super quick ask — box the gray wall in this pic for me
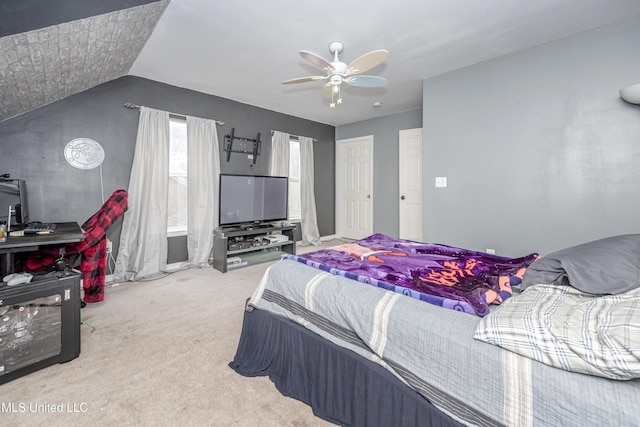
[336,109,423,236]
[422,15,640,257]
[0,76,335,264]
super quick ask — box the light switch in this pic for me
[435,177,447,188]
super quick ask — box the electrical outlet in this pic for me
[486,248,496,254]
[106,239,113,254]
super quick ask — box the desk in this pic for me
[0,222,84,277]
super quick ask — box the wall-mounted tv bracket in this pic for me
[224,128,261,165]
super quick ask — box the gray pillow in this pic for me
[521,234,640,295]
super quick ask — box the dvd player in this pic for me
[265,234,289,244]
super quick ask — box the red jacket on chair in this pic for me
[24,189,128,303]
[75,189,128,302]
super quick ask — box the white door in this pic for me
[399,128,423,241]
[336,136,373,240]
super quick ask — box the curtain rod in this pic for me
[270,130,317,142]
[124,103,225,126]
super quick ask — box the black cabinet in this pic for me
[212,224,296,273]
[0,272,81,384]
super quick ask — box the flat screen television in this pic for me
[0,179,29,227]
[219,174,288,227]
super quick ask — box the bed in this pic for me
[229,233,640,426]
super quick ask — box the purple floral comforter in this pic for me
[284,233,539,316]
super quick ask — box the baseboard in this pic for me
[295,234,339,245]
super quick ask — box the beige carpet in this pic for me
[1,243,341,426]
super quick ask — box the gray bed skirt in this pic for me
[229,306,463,427]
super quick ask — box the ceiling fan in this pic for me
[282,41,388,108]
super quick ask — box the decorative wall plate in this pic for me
[64,138,105,170]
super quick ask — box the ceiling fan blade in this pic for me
[299,50,335,72]
[282,75,328,85]
[346,49,388,75]
[344,75,388,88]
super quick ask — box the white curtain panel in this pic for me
[186,116,219,267]
[115,107,170,281]
[270,131,290,176]
[299,137,321,246]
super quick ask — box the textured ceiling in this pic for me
[2,0,640,125]
[0,0,162,38]
[0,1,168,122]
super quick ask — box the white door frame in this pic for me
[335,135,374,239]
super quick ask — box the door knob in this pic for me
[367,194,371,198]
[401,195,406,200]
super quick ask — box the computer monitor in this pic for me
[0,179,29,227]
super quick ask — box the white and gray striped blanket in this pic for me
[248,259,640,427]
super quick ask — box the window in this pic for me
[288,139,301,221]
[168,119,188,235]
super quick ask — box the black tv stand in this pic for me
[238,223,255,230]
[212,224,296,273]
[242,222,275,229]
[219,223,271,233]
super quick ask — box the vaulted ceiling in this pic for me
[2,0,640,126]
[0,0,168,122]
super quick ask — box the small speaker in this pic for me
[15,204,23,223]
